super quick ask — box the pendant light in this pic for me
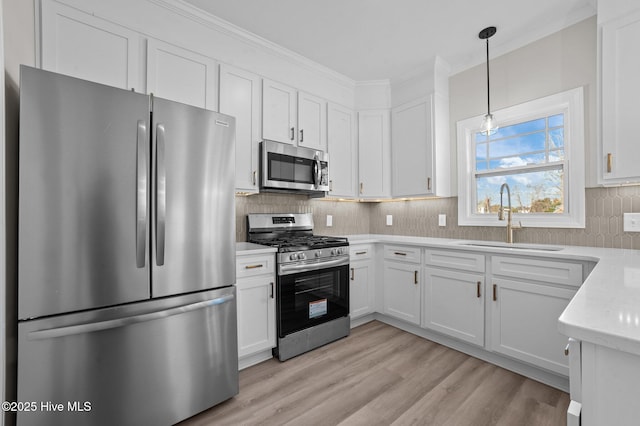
[479,26,498,135]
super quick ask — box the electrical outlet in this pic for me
[326,215,333,227]
[386,215,393,226]
[438,214,446,227]
[623,213,640,232]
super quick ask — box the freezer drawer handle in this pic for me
[156,123,167,266]
[27,294,235,340]
[136,120,148,268]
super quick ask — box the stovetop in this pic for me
[249,234,349,252]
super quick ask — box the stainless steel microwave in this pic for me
[260,140,329,196]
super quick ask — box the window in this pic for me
[457,88,585,228]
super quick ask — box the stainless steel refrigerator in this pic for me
[17,66,238,426]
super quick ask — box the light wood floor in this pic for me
[179,320,569,426]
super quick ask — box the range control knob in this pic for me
[289,253,298,261]
[337,248,344,255]
[315,250,322,258]
[298,252,306,260]
[331,248,337,256]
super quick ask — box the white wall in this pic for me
[449,16,597,191]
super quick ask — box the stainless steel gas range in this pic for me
[247,213,350,361]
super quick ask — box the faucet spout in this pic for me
[498,183,522,243]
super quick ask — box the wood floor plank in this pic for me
[178,321,569,426]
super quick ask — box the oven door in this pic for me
[277,261,349,337]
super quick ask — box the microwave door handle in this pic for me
[313,156,321,189]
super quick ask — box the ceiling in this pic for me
[182,0,596,83]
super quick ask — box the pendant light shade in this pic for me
[479,26,498,136]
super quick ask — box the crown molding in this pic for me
[148,0,356,89]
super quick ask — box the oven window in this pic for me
[278,265,349,337]
[268,153,314,184]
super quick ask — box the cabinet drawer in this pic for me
[236,254,275,278]
[424,249,485,273]
[350,244,373,260]
[384,245,421,263]
[492,256,583,287]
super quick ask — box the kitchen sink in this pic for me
[455,241,564,251]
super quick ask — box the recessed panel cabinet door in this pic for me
[147,38,218,110]
[600,10,640,184]
[262,79,297,144]
[327,103,357,198]
[383,261,421,325]
[220,64,261,193]
[41,0,141,90]
[298,91,327,151]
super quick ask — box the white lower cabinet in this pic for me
[423,267,484,346]
[236,253,276,368]
[349,245,374,319]
[489,278,576,376]
[383,246,421,325]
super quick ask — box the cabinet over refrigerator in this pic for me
[17,66,238,425]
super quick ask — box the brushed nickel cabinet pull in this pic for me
[607,153,613,173]
[329,180,333,191]
[564,343,570,356]
[290,127,295,141]
[355,251,367,255]
[245,264,264,269]
[394,252,407,256]
[270,282,274,299]
[252,170,257,186]
[414,271,418,285]
[360,182,364,194]
[300,129,304,142]
[427,177,432,191]
[350,268,355,280]
[493,284,497,301]
[477,281,481,298]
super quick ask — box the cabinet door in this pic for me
[383,261,421,325]
[490,278,576,375]
[600,9,640,184]
[146,39,217,110]
[41,0,141,90]
[236,276,276,358]
[350,260,373,319]
[298,92,327,151]
[358,110,391,199]
[423,268,484,346]
[262,79,297,144]
[392,97,434,197]
[220,64,261,193]
[327,103,357,198]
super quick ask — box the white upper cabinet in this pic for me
[219,64,261,193]
[392,97,434,197]
[327,103,357,198]
[298,92,327,151]
[40,0,141,90]
[599,7,640,184]
[358,109,391,199]
[146,39,218,110]
[262,79,327,150]
[262,79,298,145]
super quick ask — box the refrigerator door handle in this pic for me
[136,120,148,268]
[27,293,235,340]
[156,123,167,266]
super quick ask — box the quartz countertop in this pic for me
[343,234,640,356]
[235,242,277,256]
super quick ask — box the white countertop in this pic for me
[235,242,277,256]
[344,234,640,356]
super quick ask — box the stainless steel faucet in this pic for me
[498,183,522,243]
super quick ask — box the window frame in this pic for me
[456,87,585,228]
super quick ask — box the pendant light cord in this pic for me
[486,38,490,115]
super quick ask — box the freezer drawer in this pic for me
[17,286,238,426]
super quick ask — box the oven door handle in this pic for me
[279,257,350,275]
